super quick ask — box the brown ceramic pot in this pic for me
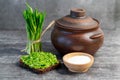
[51,8,104,56]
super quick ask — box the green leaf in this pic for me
[26,2,33,13]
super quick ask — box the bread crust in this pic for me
[19,59,60,74]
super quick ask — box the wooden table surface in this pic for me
[0,29,120,80]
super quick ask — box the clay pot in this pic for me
[51,8,104,56]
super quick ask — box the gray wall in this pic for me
[0,0,119,30]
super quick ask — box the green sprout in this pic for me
[23,3,46,54]
[20,52,59,69]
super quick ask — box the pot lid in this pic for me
[56,8,99,30]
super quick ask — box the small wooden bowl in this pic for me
[63,52,94,73]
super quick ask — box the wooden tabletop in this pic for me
[0,29,120,80]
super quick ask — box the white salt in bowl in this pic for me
[63,52,94,73]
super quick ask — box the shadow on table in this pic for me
[55,62,83,75]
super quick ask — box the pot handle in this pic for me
[90,33,103,39]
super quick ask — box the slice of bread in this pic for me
[19,59,60,74]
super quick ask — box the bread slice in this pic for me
[19,59,60,74]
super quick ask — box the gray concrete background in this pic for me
[0,0,119,30]
[0,0,120,42]
[0,0,120,80]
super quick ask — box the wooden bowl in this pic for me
[63,52,94,73]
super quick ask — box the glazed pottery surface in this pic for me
[51,8,104,56]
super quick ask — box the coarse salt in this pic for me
[67,56,91,64]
